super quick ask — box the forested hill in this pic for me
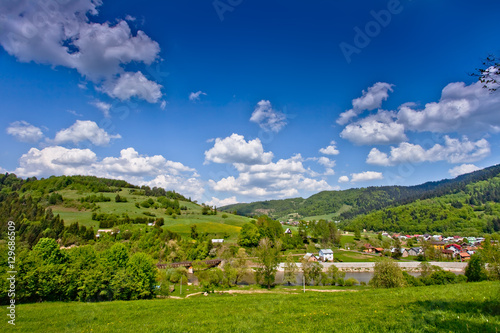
[221,164,500,221]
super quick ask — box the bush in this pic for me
[336,278,345,286]
[345,278,358,286]
[370,259,405,288]
[403,271,423,287]
[465,254,488,282]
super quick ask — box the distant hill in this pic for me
[0,174,251,246]
[221,164,500,230]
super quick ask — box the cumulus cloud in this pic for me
[337,82,394,125]
[448,164,480,178]
[0,0,162,103]
[250,100,287,132]
[208,153,334,199]
[205,196,239,207]
[91,100,112,118]
[350,171,383,183]
[52,120,121,146]
[340,111,407,145]
[338,175,349,183]
[15,146,97,178]
[397,81,500,133]
[319,141,340,155]
[13,145,204,200]
[366,136,490,166]
[6,121,44,143]
[189,91,207,101]
[204,134,274,165]
[316,157,336,168]
[103,71,162,103]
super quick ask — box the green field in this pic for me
[48,189,251,240]
[10,282,499,332]
[302,204,352,222]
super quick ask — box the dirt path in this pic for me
[177,288,357,298]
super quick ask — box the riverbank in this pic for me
[277,261,467,273]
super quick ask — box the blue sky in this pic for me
[1,0,500,206]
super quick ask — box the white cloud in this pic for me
[250,100,287,132]
[324,168,335,176]
[204,134,274,165]
[397,81,500,133]
[366,148,391,166]
[6,121,44,143]
[67,110,83,117]
[160,100,167,110]
[189,91,207,101]
[337,82,394,125]
[13,145,204,201]
[319,141,340,155]
[338,175,349,183]
[205,196,239,207]
[351,171,383,183]
[143,175,203,201]
[316,157,336,168]
[448,164,480,178]
[366,136,490,166]
[340,111,407,145]
[52,120,121,146]
[99,147,194,177]
[209,153,334,199]
[0,1,163,103]
[91,100,112,118]
[15,146,97,178]
[103,71,162,103]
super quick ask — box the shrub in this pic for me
[465,254,488,282]
[370,259,405,288]
[345,278,358,286]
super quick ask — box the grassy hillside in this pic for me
[222,164,500,234]
[347,173,500,235]
[12,282,500,332]
[0,174,251,242]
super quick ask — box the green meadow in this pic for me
[10,282,500,333]
[48,188,251,240]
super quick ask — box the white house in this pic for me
[319,249,334,262]
[211,239,224,244]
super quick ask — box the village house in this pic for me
[319,249,334,262]
[390,247,409,258]
[363,243,376,253]
[96,229,119,238]
[303,253,319,262]
[284,228,292,237]
[211,239,224,244]
[459,252,471,261]
[430,241,446,250]
[408,247,423,256]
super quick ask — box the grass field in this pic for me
[301,204,352,222]
[48,189,251,240]
[10,282,499,332]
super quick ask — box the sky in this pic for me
[1,0,500,206]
